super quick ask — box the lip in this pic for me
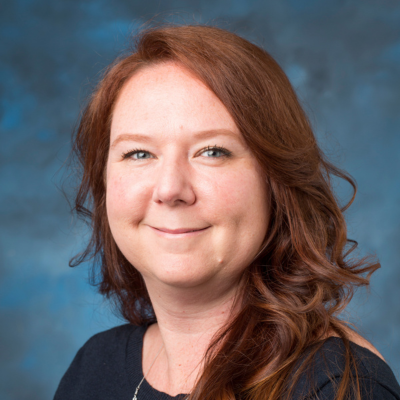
[150,226,210,235]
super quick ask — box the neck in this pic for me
[142,280,242,396]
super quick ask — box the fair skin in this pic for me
[106,62,383,396]
[107,62,269,395]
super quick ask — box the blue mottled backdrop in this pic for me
[1,1,399,399]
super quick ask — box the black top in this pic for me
[54,324,400,400]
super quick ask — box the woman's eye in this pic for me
[200,146,232,158]
[122,146,231,160]
[123,149,153,160]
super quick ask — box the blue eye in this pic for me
[122,146,232,160]
[200,146,232,158]
[133,151,151,159]
[122,149,153,160]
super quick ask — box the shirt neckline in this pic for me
[125,325,396,399]
[126,324,187,400]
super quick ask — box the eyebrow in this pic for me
[110,129,243,149]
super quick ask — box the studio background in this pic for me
[1,1,399,399]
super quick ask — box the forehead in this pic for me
[110,62,240,142]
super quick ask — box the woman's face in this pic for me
[107,62,269,293]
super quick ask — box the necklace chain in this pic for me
[133,344,164,400]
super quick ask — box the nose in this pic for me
[152,156,196,206]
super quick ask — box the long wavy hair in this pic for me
[70,24,379,400]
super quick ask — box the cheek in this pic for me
[106,168,150,225]
[203,166,269,271]
[205,166,268,228]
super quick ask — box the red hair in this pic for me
[70,25,379,400]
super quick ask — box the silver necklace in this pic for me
[133,344,164,400]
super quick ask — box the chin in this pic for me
[139,255,225,290]
[156,275,211,289]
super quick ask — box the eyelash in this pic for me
[121,145,232,160]
[122,148,152,160]
[200,145,232,158]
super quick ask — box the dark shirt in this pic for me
[54,324,400,400]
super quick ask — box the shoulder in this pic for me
[330,330,385,361]
[80,323,139,352]
[69,323,146,368]
[293,336,400,399]
[54,324,145,400]
[69,323,139,366]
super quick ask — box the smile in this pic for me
[150,226,210,236]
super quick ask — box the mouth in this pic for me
[150,226,210,235]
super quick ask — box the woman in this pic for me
[54,25,400,399]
